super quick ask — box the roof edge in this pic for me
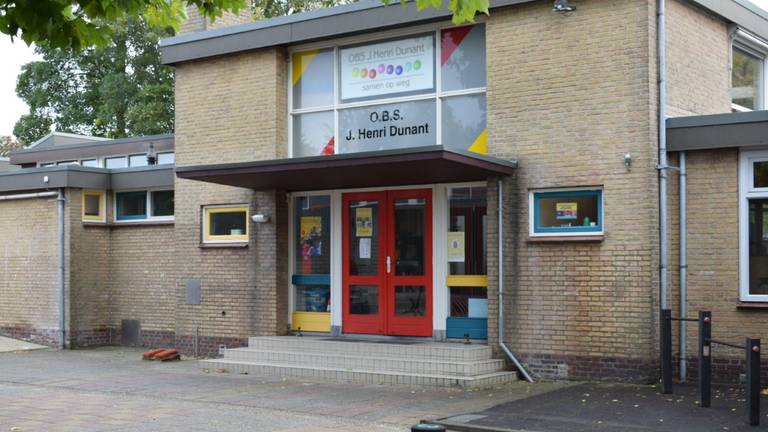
[666,110,768,129]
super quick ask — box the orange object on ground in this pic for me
[153,349,179,360]
[142,348,165,360]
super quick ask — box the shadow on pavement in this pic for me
[437,382,767,432]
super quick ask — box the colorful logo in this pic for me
[351,59,423,80]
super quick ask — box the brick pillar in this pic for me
[252,190,289,335]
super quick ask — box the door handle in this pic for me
[386,256,391,274]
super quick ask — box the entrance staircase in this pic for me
[200,336,517,388]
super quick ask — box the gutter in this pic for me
[497,179,534,383]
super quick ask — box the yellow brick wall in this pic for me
[486,0,659,380]
[173,48,290,347]
[0,196,60,344]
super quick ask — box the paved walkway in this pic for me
[0,336,45,353]
[0,347,565,432]
[437,382,768,432]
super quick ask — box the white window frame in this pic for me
[528,186,605,238]
[739,149,768,301]
[104,155,129,169]
[157,152,175,165]
[113,188,175,223]
[731,29,768,112]
[287,21,487,158]
[128,153,149,167]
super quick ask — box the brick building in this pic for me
[1,0,767,383]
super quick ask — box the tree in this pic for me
[1,0,485,51]
[13,16,175,144]
[0,136,21,157]
[0,0,248,49]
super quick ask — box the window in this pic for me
[82,191,106,222]
[732,31,767,111]
[115,189,174,222]
[157,152,175,165]
[105,156,127,169]
[115,191,147,220]
[292,195,331,315]
[289,24,487,157]
[447,186,488,318]
[39,162,54,167]
[81,159,99,167]
[129,154,148,167]
[203,205,249,243]
[740,150,768,301]
[57,160,78,166]
[151,190,174,218]
[530,188,603,236]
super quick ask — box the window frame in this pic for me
[113,188,175,223]
[128,153,149,167]
[529,187,604,237]
[739,149,768,302]
[157,152,175,165]
[82,190,106,223]
[287,21,487,157]
[732,30,768,112]
[202,204,250,244]
[104,155,129,169]
[80,158,99,167]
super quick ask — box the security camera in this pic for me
[251,214,269,223]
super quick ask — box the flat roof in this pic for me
[0,165,175,194]
[666,110,768,151]
[9,134,174,165]
[160,0,768,65]
[176,146,516,191]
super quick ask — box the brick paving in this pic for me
[0,347,565,431]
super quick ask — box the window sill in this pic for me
[199,242,249,249]
[737,302,768,310]
[82,220,108,226]
[527,235,604,243]
[109,220,175,227]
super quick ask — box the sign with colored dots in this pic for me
[340,34,434,102]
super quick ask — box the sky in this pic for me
[0,1,768,138]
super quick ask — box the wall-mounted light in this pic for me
[624,153,633,171]
[251,214,270,223]
[43,175,50,184]
[553,0,575,12]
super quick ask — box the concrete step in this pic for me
[200,358,517,388]
[223,348,506,376]
[246,336,493,362]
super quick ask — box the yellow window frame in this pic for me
[82,190,106,222]
[203,205,250,242]
[446,275,488,287]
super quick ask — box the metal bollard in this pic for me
[411,422,446,432]
[661,309,673,394]
[698,311,711,408]
[746,338,760,426]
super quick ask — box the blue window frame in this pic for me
[115,191,147,221]
[532,189,603,235]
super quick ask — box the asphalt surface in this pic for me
[438,382,768,432]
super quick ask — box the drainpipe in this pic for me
[657,0,669,383]
[679,152,687,382]
[497,179,534,383]
[57,189,66,349]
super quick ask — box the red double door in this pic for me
[342,189,433,337]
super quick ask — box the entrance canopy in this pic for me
[175,146,517,191]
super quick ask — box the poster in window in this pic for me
[447,231,465,263]
[556,202,578,220]
[355,207,373,237]
[300,216,322,259]
[359,237,372,259]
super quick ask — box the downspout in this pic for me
[57,189,66,349]
[679,152,687,382]
[657,0,669,380]
[497,179,534,383]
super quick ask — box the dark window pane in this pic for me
[394,198,425,276]
[349,201,379,276]
[536,192,600,231]
[350,285,378,315]
[450,286,488,317]
[295,285,330,312]
[116,192,146,220]
[395,285,426,316]
[754,162,768,188]
[151,191,174,217]
[84,194,101,217]
[449,187,487,275]
[210,211,246,236]
[295,195,331,275]
[749,199,768,295]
